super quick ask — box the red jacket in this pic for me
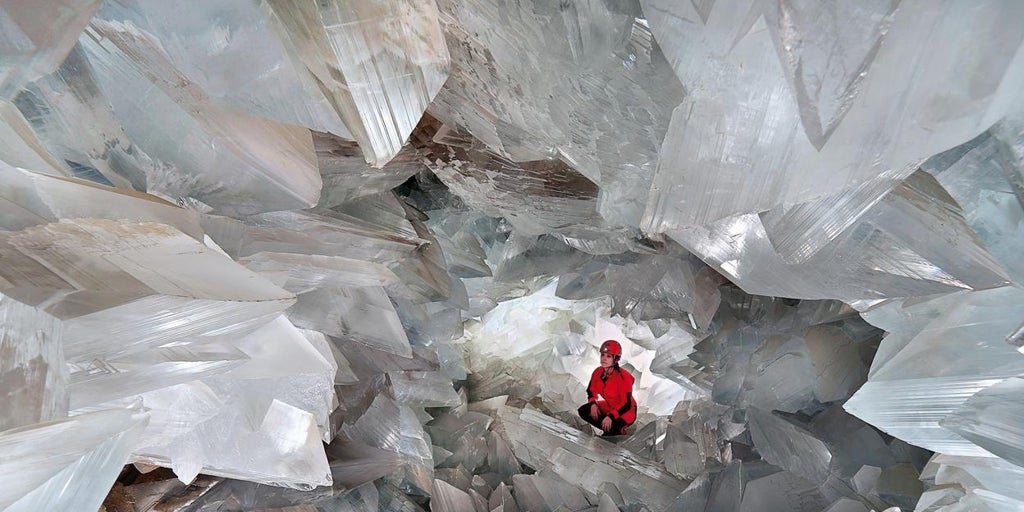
[586,366,637,424]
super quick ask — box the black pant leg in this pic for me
[578,403,601,428]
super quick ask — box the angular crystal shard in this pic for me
[669,172,1010,301]
[0,405,148,512]
[1,219,294,365]
[79,21,322,215]
[0,294,67,430]
[432,479,476,511]
[510,474,590,512]
[940,377,1024,468]
[0,99,68,176]
[430,0,685,226]
[115,316,334,488]
[342,394,434,495]
[0,164,203,238]
[643,0,1024,240]
[497,404,687,511]
[747,408,832,484]
[0,0,101,97]
[268,0,450,166]
[923,127,1024,285]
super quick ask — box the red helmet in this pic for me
[600,340,622,357]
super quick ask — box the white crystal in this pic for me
[0,0,101,97]
[0,405,148,512]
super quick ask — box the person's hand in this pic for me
[590,404,599,421]
[601,416,612,432]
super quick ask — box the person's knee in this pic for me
[577,404,590,419]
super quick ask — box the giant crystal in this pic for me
[0,405,148,512]
[267,0,449,166]
[430,0,685,227]
[845,286,1024,455]
[5,1,1024,511]
[670,171,1011,301]
[78,18,322,215]
[0,0,101,98]
[642,0,1024,263]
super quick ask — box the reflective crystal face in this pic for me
[2,1,1024,511]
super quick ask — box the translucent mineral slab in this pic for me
[204,207,450,303]
[0,164,203,238]
[267,0,450,167]
[79,20,322,215]
[642,0,1024,243]
[866,286,1024,382]
[0,405,148,512]
[93,0,352,139]
[0,293,67,430]
[314,131,426,209]
[341,394,434,495]
[1,219,294,365]
[133,394,331,489]
[923,127,1024,285]
[115,316,335,488]
[0,0,101,97]
[12,44,163,190]
[289,286,412,358]
[425,124,602,236]
[747,408,833,485]
[489,482,518,512]
[67,339,248,411]
[669,172,1011,301]
[497,404,687,511]
[0,99,67,176]
[739,470,830,512]
[430,0,685,227]
[706,460,744,512]
[845,376,1010,456]
[510,474,590,512]
[432,479,476,511]
[940,377,1024,468]
[388,371,461,407]
[927,454,1024,506]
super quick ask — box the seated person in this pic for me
[577,339,637,436]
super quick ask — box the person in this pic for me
[577,339,637,436]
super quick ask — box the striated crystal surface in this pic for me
[0,99,68,176]
[268,0,449,167]
[6,2,1024,511]
[78,19,322,215]
[671,171,1011,301]
[0,405,148,512]
[0,294,67,431]
[747,408,832,484]
[642,0,1024,245]
[0,0,102,98]
[430,0,685,227]
[940,377,1024,468]
[119,316,335,488]
[0,164,203,238]
[498,403,687,511]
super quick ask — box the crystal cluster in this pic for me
[1,1,1024,511]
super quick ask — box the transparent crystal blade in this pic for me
[79,20,322,215]
[0,0,102,98]
[267,0,450,167]
[0,405,148,512]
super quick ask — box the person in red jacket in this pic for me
[577,339,637,436]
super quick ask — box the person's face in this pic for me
[600,352,615,368]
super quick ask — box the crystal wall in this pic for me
[2,1,1023,511]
